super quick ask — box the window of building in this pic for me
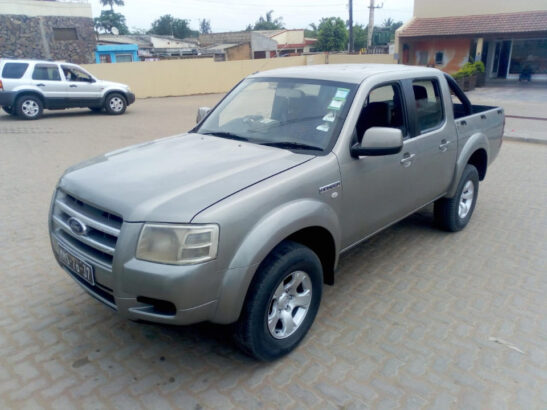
[53,28,78,41]
[116,54,133,63]
[417,50,428,65]
[99,54,112,64]
[509,38,547,75]
[412,79,444,133]
[32,65,61,81]
[2,63,29,79]
[435,51,444,65]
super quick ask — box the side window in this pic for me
[32,65,61,81]
[412,79,444,133]
[61,66,92,82]
[355,83,406,142]
[2,63,29,79]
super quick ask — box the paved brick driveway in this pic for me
[0,96,546,409]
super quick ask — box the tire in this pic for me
[89,107,103,113]
[434,164,479,232]
[2,105,16,116]
[15,95,43,120]
[233,240,323,361]
[104,93,127,115]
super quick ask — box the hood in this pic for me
[96,79,130,90]
[59,133,312,222]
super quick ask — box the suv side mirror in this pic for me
[351,127,403,158]
[196,106,211,124]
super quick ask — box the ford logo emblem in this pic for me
[67,217,88,236]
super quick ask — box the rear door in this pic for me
[30,64,66,107]
[403,77,457,206]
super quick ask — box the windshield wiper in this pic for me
[199,131,249,141]
[261,141,323,151]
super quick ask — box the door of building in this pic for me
[492,40,512,78]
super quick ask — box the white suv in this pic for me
[0,59,135,120]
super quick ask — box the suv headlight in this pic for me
[136,224,219,265]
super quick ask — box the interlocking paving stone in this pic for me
[1,95,546,408]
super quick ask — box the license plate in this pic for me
[57,244,95,286]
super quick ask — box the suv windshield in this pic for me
[197,77,357,153]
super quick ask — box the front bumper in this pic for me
[0,91,16,107]
[126,92,136,105]
[50,221,231,326]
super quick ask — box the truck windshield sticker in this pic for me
[316,123,330,132]
[322,112,336,122]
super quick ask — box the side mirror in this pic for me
[196,106,211,124]
[351,127,403,158]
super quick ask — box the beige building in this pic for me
[396,0,547,80]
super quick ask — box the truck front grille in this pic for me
[51,190,122,268]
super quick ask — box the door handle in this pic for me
[439,140,451,152]
[460,120,467,126]
[36,83,45,87]
[480,114,487,119]
[69,84,78,88]
[400,153,415,167]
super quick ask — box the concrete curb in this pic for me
[503,135,547,145]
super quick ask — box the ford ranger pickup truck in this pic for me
[0,59,135,120]
[49,64,503,360]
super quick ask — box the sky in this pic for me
[89,0,414,33]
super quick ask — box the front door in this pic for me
[61,65,102,106]
[30,64,66,107]
[339,82,418,248]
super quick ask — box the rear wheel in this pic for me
[104,93,127,115]
[434,164,479,232]
[233,241,323,361]
[15,95,43,120]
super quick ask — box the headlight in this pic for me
[136,224,219,265]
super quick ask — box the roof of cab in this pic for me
[250,64,439,84]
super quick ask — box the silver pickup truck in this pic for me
[49,64,503,360]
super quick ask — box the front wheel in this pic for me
[233,241,323,361]
[434,164,479,232]
[104,93,127,115]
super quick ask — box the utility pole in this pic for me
[349,0,354,53]
[367,0,383,49]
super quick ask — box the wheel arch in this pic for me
[15,90,45,105]
[103,89,128,103]
[212,200,341,324]
[446,132,489,198]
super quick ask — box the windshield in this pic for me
[196,77,357,154]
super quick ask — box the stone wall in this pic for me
[0,15,95,64]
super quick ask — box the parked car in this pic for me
[0,59,135,120]
[49,64,503,360]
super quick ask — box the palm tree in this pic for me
[100,0,125,12]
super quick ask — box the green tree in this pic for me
[94,10,129,34]
[252,10,285,30]
[382,18,403,41]
[316,17,348,52]
[304,23,318,38]
[100,0,125,12]
[148,15,193,39]
[199,19,212,34]
[353,24,367,51]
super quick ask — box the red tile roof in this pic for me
[398,10,547,38]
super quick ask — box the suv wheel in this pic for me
[15,95,43,120]
[104,93,127,115]
[234,240,323,361]
[434,164,479,232]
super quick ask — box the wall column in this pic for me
[475,37,484,61]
